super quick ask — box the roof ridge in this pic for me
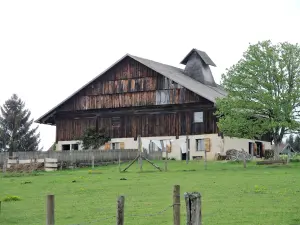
[128,54,184,71]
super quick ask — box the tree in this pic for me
[0,94,41,156]
[215,40,300,159]
[80,127,110,150]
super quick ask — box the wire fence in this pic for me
[68,204,174,225]
[44,185,201,225]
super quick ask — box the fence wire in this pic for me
[69,204,174,225]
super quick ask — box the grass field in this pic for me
[1,160,300,225]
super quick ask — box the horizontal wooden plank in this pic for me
[7,159,17,164]
[37,159,45,163]
[45,168,57,172]
[45,163,58,168]
[19,159,31,164]
[45,158,58,163]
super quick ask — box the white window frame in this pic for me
[196,139,205,151]
[111,142,120,149]
[194,112,203,123]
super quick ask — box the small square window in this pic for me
[71,144,79,150]
[196,139,205,151]
[194,112,203,123]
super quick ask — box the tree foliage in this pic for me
[80,127,110,150]
[0,94,41,155]
[215,40,300,154]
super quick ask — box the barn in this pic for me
[35,48,271,160]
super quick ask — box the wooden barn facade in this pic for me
[36,49,271,160]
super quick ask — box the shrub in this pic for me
[264,149,274,159]
[290,158,300,162]
[80,127,110,150]
[280,154,288,160]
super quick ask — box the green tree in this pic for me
[215,40,300,159]
[80,127,110,150]
[0,94,41,156]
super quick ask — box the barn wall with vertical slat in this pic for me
[58,57,212,111]
[56,108,217,141]
[53,56,218,141]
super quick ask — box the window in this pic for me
[196,139,205,151]
[62,144,70,151]
[111,142,120,149]
[194,112,203,123]
[71,144,79,151]
[156,90,170,105]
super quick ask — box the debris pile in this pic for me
[7,162,44,173]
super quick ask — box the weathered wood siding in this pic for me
[58,57,211,111]
[56,109,217,141]
[54,56,218,141]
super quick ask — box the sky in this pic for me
[0,0,299,150]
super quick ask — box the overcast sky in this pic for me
[0,0,299,150]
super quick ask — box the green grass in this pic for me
[1,160,300,225]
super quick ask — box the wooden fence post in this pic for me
[173,185,180,225]
[204,151,207,170]
[161,140,168,171]
[287,148,291,164]
[2,157,7,175]
[242,149,247,168]
[44,157,46,171]
[186,135,189,164]
[46,194,55,225]
[185,192,201,225]
[116,195,125,225]
[118,150,121,172]
[138,135,143,172]
[92,154,95,169]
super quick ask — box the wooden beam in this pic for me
[55,104,215,120]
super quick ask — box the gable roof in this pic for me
[35,53,227,124]
[129,54,226,102]
[276,143,296,154]
[180,48,217,66]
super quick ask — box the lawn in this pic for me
[0,160,300,225]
